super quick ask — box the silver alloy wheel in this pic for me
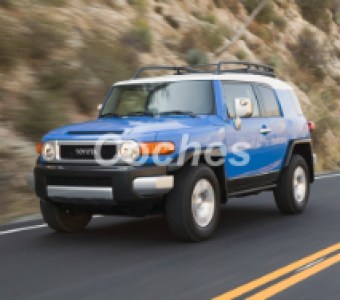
[191,179,215,228]
[293,166,307,203]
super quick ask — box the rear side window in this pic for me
[222,82,261,118]
[288,90,303,116]
[256,85,281,117]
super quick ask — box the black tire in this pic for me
[274,154,310,214]
[166,164,220,242]
[40,199,92,232]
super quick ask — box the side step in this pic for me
[228,184,277,198]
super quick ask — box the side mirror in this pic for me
[233,98,253,130]
[97,104,103,111]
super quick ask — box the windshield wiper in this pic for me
[100,112,121,118]
[159,110,198,118]
[125,110,155,117]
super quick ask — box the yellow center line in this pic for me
[247,253,340,299]
[213,243,340,300]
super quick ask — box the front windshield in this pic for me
[100,80,214,116]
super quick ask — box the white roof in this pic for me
[115,73,292,90]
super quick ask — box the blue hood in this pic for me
[43,116,216,142]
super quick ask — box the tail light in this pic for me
[308,121,315,132]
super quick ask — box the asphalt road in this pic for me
[1,172,340,300]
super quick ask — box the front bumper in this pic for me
[29,163,173,209]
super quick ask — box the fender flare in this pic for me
[283,139,314,183]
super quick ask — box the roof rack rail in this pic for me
[133,61,275,79]
[133,65,204,79]
[217,61,275,77]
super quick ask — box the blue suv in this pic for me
[27,61,315,241]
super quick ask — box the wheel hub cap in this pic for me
[293,166,306,203]
[191,179,215,228]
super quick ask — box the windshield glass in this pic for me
[100,80,214,116]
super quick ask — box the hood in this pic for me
[43,116,215,141]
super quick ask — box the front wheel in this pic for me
[166,164,220,242]
[40,199,92,232]
[274,154,310,214]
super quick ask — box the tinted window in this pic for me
[222,82,261,118]
[257,85,281,117]
[101,81,214,116]
[288,90,303,116]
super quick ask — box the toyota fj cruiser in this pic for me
[27,61,315,241]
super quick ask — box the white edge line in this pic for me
[315,173,340,180]
[0,224,47,235]
[0,215,103,236]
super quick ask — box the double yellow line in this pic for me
[213,243,340,300]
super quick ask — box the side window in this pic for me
[222,82,261,118]
[257,85,281,117]
[288,90,303,116]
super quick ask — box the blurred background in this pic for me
[1,0,340,224]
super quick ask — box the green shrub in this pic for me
[242,0,275,24]
[273,15,287,30]
[234,50,247,60]
[127,0,147,12]
[35,0,67,6]
[334,11,340,25]
[205,14,217,24]
[299,83,308,92]
[193,12,217,24]
[264,54,282,69]
[122,18,152,52]
[292,27,326,81]
[180,25,224,53]
[185,48,207,65]
[249,23,272,43]
[296,0,333,33]
[213,0,239,13]
[220,24,234,39]
[200,24,224,52]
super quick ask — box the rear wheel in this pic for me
[40,199,92,232]
[274,154,310,214]
[166,164,220,242]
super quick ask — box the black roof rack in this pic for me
[133,66,205,79]
[217,61,275,77]
[133,61,275,79]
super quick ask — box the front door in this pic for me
[222,82,275,191]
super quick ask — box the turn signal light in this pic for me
[308,121,315,132]
[139,142,175,155]
[36,142,43,154]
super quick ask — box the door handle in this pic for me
[260,128,271,134]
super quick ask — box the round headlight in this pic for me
[119,141,140,163]
[42,142,55,161]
